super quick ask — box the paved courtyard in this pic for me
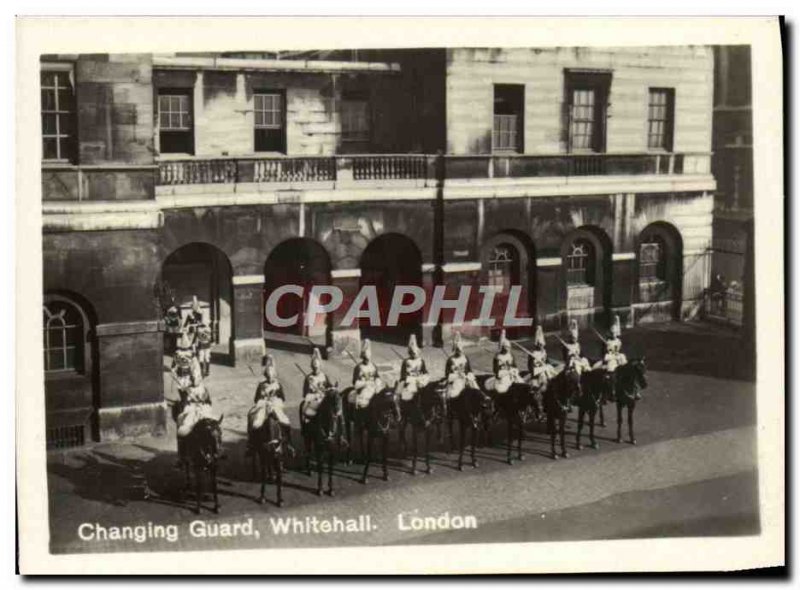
[46,321,758,554]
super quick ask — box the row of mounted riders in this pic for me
[167,318,648,513]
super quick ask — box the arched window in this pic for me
[487,244,519,293]
[566,239,595,286]
[43,300,84,373]
[639,235,667,281]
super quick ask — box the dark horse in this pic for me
[181,416,224,514]
[576,367,607,450]
[343,387,400,483]
[448,385,494,471]
[492,381,538,465]
[613,358,648,445]
[545,367,580,459]
[398,379,448,475]
[249,411,291,506]
[301,387,347,496]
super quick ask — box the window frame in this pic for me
[40,63,76,163]
[492,84,525,154]
[43,300,85,375]
[340,97,371,144]
[647,87,675,152]
[157,88,195,155]
[565,70,612,154]
[639,235,668,283]
[566,239,595,287]
[253,89,287,153]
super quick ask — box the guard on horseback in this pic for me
[594,315,637,401]
[527,325,558,390]
[445,332,478,399]
[246,354,291,457]
[194,320,213,378]
[395,334,430,402]
[172,331,202,387]
[350,339,385,409]
[163,301,182,354]
[562,320,591,375]
[174,369,218,466]
[183,296,203,336]
[301,348,334,422]
[491,330,524,394]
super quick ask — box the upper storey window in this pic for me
[254,91,286,153]
[565,70,612,153]
[158,90,194,154]
[41,66,76,163]
[341,98,370,144]
[493,84,524,153]
[647,88,675,151]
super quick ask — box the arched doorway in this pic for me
[43,291,97,449]
[162,242,234,362]
[636,222,683,321]
[360,233,423,344]
[561,226,612,328]
[481,231,536,338]
[264,238,332,339]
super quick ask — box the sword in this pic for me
[294,362,309,379]
[592,327,609,344]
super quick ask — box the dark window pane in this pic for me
[159,131,194,154]
[42,113,58,135]
[43,137,59,159]
[255,127,286,153]
[41,89,56,111]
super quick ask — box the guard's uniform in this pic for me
[528,346,557,388]
[194,323,213,376]
[247,377,290,430]
[397,356,430,401]
[445,352,477,399]
[351,360,384,408]
[164,305,182,353]
[303,370,333,419]
[492,350,523,394]
[176,382,216,438]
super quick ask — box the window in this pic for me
[41,68,75,162]
[158,90,194,154]
[254,92,286,153]
[565,71,611,153]
[640,236,667,281]
[566,240,595,286]
[43,301,84,373]
[487,244,519,293]
[493,85,524,153]
[647,88,675,151]
[341,99,370,143]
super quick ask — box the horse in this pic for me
[397,379,448,475]
[575,367,607,450]
[343,387,401,483]
[181,416,224,514]
[249,411,291,507]
[544,367,580,459]
[489,379,538,465]
[613,358,648,445]
[447,385,494,471]
[300,386,347,496]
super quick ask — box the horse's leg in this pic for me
[316,441,324,496]
[305,434,313,476]
[449,417,455,453]
[599,400,606,427]
[590,408,599,449]
[517,413,525,461]
[183,462,191,499]
[276,456,284,507]
[382,434,389,482]
[506,415,514,465]
[399,421,407,459]
[411,426,418,476]
[361,434,371,484]
[327,444,335,496]
[457,423,466,471]
[266,451,274,484]
[471,423,478,468]
[194,465,202,514]
[251,451,257,482]
[212,463,219,514]
[576,408,584,450]
[425,427,432,474]
[616,403,623,443]
[560,415,569,459]
[345,417,353,465]
[628,404,636,445]
[548,414,557,460]
[258,452,267,504]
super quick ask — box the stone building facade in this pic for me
[41,47,716,447]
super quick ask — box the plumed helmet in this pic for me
[498,329,510,351]
[534,325,545,347]
[407,334,419,353]
[263,353,277,378]
[610,314,621,338]
[192,295,201,313]
[176,331,193,351]
[360,338,372,359]
[569,319,579,341]
[452,331,463,352]
[311,347,323,368]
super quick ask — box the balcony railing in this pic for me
[156,152,710,187]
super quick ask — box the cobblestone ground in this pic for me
[46,321,757,554]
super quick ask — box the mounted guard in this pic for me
[163,302,182,354]
[171,331,202,387]
[594,315,638,400]
[183,295,203,336]
[395,334,430,402]
[174,370,218,466]
[302,348,334,421]
[490,329,524,395]
[194,320,213,377]
[246,354,291,456]
[445,332,478,399]
[527,325,558,389]
[350,339,385,409]
[562,320,591,375]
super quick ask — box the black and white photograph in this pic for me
[15,16,784,574]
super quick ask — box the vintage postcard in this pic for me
[16,16,784,574]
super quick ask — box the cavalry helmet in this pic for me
[534,325,546,347]
[360,338,372,360]
[498,329,510,351]
[407,333,420,354]
[311,347,323,370]
[176,331,193,351]
[191,295,201,314]
[263,353,278,379]
[568,319,579,341]
[452,331,464,353]
[610,314,622,338]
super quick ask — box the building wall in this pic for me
[445,46,714,155]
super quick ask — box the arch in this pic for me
[636,221,684,320]
[263,237,332,341]
[480,230,537,337]
[162,242,235,362]
[43,290,98,449]
[359,233,423,344]
[560,225,613,327]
